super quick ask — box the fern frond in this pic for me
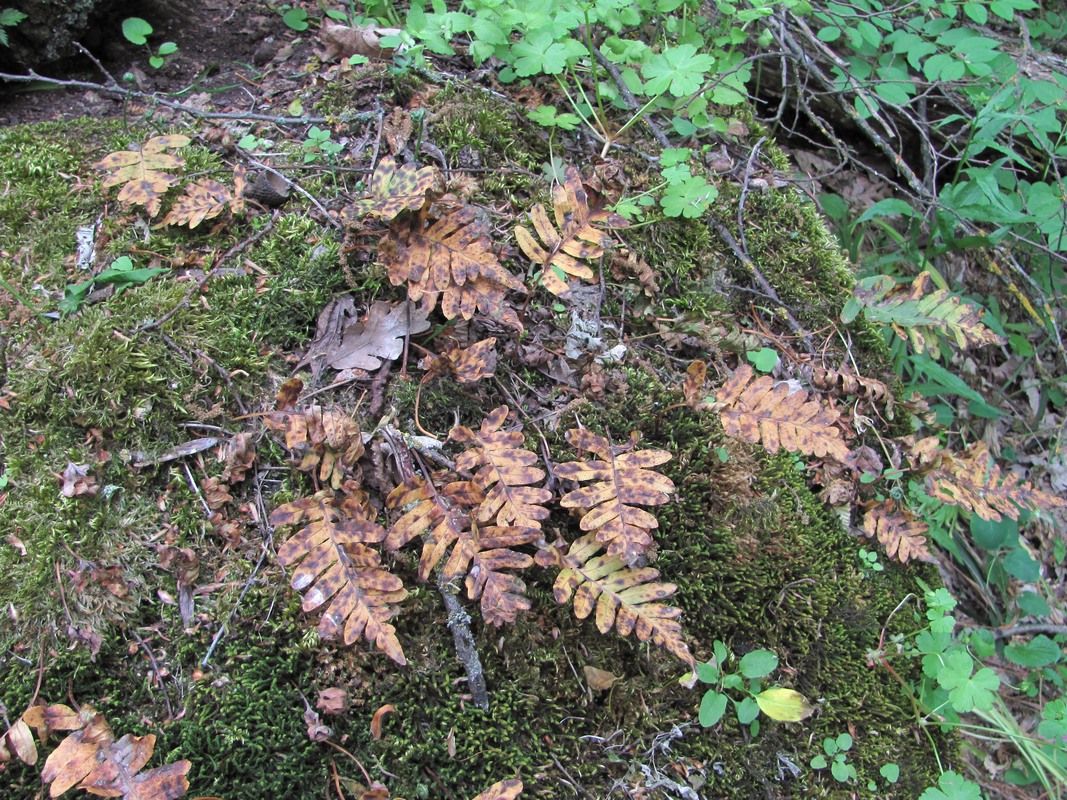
[845,272,1004,359]
[387,204,524,324]
[514,165,627,297]
[271,492,408,664]
[555,428,674,563]
[386,476,539,625]
[715,364,851,461]
[449,405,553,530]
[862,502,932,563]
[537,533,693,666]
[927,442,1067,522]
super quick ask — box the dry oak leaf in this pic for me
[846,272,1004,359]
[388,204,525,325]
[272,492,408,664]
[385,476,539,626]
[319,22,403,61]
[344,155,436,221]
[926,441,1067,522]
[555,428,674,564]
[715,364,851,461]
[536,532,693,666]
[472,779,524,800]
[326,300,431,371]
[449,405,552,530]
[515,165,628,297]
[862,502,932,564]
[94,134,190,217]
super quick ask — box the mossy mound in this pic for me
[0,79,944,800]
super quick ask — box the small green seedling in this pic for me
[303,126,344,163]
[857,547,884,575]
[810,732,858,783]
[746,347,779,373]
[280,6,310,31]
[60,256,167,315]
[689,640,814,737]
[121,17,177,69]
[238,133,269,152]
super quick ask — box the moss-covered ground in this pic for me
[0,72,946,799]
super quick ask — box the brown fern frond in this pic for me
[846,272,1004,359]
[387,204,524,324]
[449,405,552,530]
[385,475,539,626]
[271,491,408,664]
[926,442,1067,522]
[862,501,932,563]
[536,533,693,666]
[514,165,627,297]
[555,428,674,563]
[715,364,851,461]
[20,704,191,800]
[262,379,365,489]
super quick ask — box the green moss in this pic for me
[0,99,948,800]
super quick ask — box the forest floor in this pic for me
[0,2,1064,800]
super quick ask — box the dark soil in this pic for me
[0,0,301,126]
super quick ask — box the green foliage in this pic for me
[302,125,344,164]
[59,256,167,314]
[809,732,857,783]
[0,6,25,46]
[121,17,178,69]
[690,640,813,733]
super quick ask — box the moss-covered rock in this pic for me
[0,79,945,800]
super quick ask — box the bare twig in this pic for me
[0,69,376,127]
[591,46,671,149]
[707,217,816,354]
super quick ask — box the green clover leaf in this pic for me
[642,44,715,97]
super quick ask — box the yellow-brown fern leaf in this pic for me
[385,476,538,626]
[715,364,851,461]
[449,405,552,530]
[555,428,674,563]
[94,134,190,217]
[387,205,524,323]
[536,533,693,666]
[862,501,932,564]
[927,442,1067,522]
[342,155,436,221]
[271,491,407,664]
[514,165,627,297]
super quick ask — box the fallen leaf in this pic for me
[316,688,349,715]
[298,295,359,371]
[61,462,99,498]
[370,704,396,740]
[5,533,26,557]
[583,666,620,692]
[319,22,403,61]
[94,134,190,217]
[303,706,332,742]
[0,719,36,765]
[327,300,431,371]
[754,687,815,722]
